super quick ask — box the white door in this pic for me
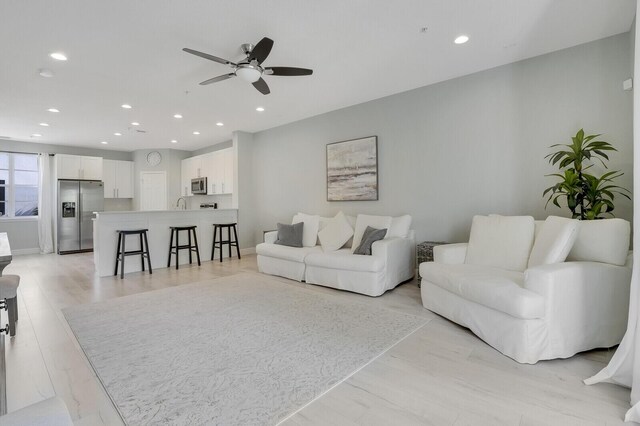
[140,171,167,211]
[56,155,82,179]
[222,148,234,194]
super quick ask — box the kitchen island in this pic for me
[93,209,238,277]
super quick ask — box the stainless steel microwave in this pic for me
[191,177,207,194]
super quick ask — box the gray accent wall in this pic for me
[249,33,633,245]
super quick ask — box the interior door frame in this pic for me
[139,171,167,211]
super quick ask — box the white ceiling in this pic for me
[0,0,635,152]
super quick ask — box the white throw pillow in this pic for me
[351,214,392,253]
[527,216,579,268]
[387,215,412,238]
[292,212,320,247]
[567,218,631,266]
[465,215,535,272]
[343,215,357,248]
[318,212,354,252]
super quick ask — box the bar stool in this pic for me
[0,274,20,336]
[114,229,152,279]
[211,223,241,262]
[167,226,201,270]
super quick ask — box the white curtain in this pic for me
[37,153,54,254]
[584,7,640,422]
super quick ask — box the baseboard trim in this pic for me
[12,248,41,256]
[240,247,256,256]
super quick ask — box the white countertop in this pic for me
[95,209,237,215]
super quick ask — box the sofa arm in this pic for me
[433,243,468,265]
[372,237,415,270]
[264,230,278,244]
[524,261,631,336]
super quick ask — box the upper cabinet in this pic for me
[103,160,134,198]
[181,148,234,196]
[55,154,103,180]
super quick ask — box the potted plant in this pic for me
[543,129,630,219]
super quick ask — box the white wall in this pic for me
[132,149,191,211]
[248,33,634,245]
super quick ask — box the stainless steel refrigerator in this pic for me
[57,180,104,254]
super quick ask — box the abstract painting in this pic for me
[327,136,378,201]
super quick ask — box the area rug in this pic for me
[63,273,426,425]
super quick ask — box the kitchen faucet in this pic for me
[176,197,186,210]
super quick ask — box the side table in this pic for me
[416,241,447,285]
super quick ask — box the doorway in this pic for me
[140,171,167,211]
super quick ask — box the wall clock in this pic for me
[146,151,162,166]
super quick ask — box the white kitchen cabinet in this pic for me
[103,160,134,198]
[55,154,103,180]
[181,157,195,196]
[181,148,234,196]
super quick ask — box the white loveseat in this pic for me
[420,215,632,364]
[256,214,415,296]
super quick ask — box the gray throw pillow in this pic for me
[274,222,304,247]
[354,226,387,255]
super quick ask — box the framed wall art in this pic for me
[326,136,378,201]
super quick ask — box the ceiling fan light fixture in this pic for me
[236,66,262,83]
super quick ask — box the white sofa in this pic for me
[256,214,415,296]
[420,215,632,364]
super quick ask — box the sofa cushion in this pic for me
[567,218,630,266]
[354,226,387,255]
[388,215,412,238]
[351,214,392,253]
[274,222,303,248]
[318,211,354,252]
[420,262,544,319]
[465,215,535,272]
[293,212,320,248]
[305,249,385,272]
[256,243,322,263]
[528,216,579,268]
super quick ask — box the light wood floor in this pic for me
[2,253,632,425]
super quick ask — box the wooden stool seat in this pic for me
[114,229,152,279]
[211,223,241,262]
[168,226,201,270]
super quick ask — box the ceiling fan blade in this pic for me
[265,67,313,76]
[183,48,237,67]
[252,77,270,95]
[199,73,236,85]
[249,37,274,64]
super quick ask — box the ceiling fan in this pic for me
[183,37,313,95]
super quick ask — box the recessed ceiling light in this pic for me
[38,68,54,78]
[216,122,224,127]
[31,133,42,137]
[47,108,59,113]
[173,114,183,119]
[171,139,178,144]
[256,107,265,112]
[193,131,200,135]
[39,122,49,127]
[131,122,140,126]
[454,35,469,44]
[101,141,108,145]
[121,104,132,109]
[114,132,122,136]
[50,52,67,61]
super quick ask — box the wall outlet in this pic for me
[623,78,633,91]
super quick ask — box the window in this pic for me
[0,152,39,218]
